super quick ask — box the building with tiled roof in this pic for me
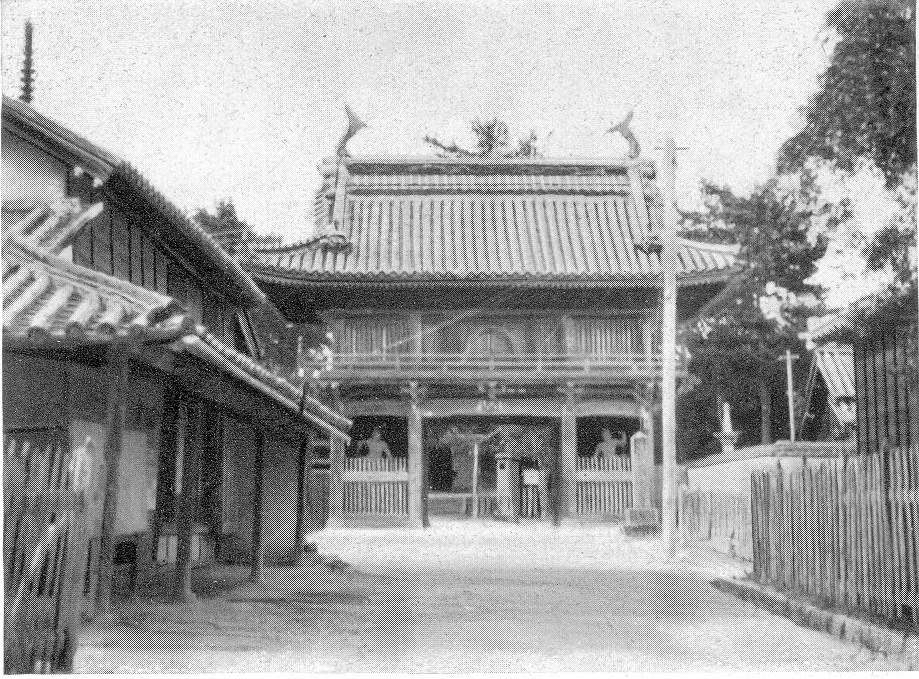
[799,342,856,441]
[3,98,351,612]
[249,148,740,529]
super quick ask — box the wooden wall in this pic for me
[854,321,918,456]
[331,312,653,357]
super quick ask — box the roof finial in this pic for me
[336,105,367,158]
[606,110,640,159]
[21,21,35,104]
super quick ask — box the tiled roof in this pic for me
[179,329,351,440]
[811,343,856,427]
[2,95,265,306]
[253,157,739,286]
[3,199,350,441]
[3,201,190,345]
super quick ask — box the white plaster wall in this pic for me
[1,128,68,212]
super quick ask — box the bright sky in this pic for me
[2,0,840,243]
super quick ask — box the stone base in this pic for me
[622,507,661,536]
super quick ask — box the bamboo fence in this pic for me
[751,446,918,630]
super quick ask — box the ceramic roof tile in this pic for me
[3,200,350,439]
[254,157,739,285]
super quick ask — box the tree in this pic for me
[779,0,916,310]
[679,177,830,452]
[778,0,915,189]
[424,118,544,158]
[193,199,282,260]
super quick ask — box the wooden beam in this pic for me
[250,430,266,584]
[173,400,200,603]
[94,341,132,618]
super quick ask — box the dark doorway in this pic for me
[424,416,560,521]
[577,416,640,458]
[348,416,408,458]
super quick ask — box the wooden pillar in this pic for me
[632,384,658,510]
[94,342,131,618]
[559,383,579,522]
[327,432,346,529]
[294,431,315,565]
[173,400,200,604]
[250,430,265,583]
[406,381,428,528]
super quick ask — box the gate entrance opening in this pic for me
[425,416,559,522]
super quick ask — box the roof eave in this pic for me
[251,268,739,290]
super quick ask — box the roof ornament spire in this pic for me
[20,21,35,104]
[606,110,640,159]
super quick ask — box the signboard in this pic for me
[522,468,540,486]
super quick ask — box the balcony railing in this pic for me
[314,352,682,383]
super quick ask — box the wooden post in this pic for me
[173,400,200,604]
[560,384,579,522]
[327,434,346,529]
[294,431,315,566]
[250,430,265,583]
[471,442,481,519]
[406,382,427,528]
[660,137,679,561]
[94,342,131,618]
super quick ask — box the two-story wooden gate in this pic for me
[4,429,101,674]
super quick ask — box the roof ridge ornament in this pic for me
[336,105,367,159]
[606,110,641,159]
[311,105,365,251]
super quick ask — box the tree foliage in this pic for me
[679,178,830,453]
[424,118,543,158]
[193,199,282,260]
[778,0,916,189]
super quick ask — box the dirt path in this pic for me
[75,518,904,672]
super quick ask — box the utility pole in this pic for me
[776,349,800,442]
[659,137,679,561]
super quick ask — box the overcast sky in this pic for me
[2,0,839,242]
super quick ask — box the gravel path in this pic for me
[75,518,905,672]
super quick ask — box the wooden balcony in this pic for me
[314,351,682,385]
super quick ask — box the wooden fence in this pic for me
[575,455,632,517]
[679,488,753,560]
[343,457,409,516]
[4,431,102,673]
[520,484,541,519]
[751,446,918,629]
